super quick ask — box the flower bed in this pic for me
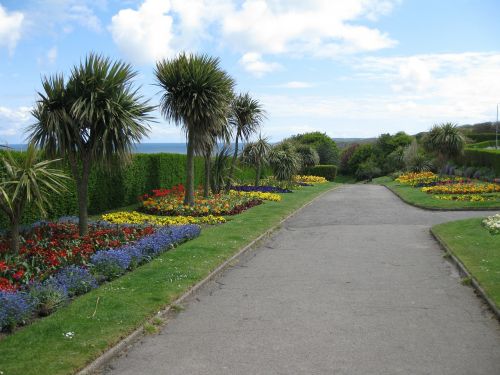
[432,194,498,202]
[421,183,500,195]
[0,224,201,332]
[482,214,500,234]
[229,190,282,202]
[230,185,292,193]
[102,211,226,226]
[140,185,263,216]
[293,175,328,184]
[0,221,155,291]
[395,172,437,186]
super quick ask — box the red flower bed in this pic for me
[0,222,155,291]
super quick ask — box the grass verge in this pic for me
[0,182,335,375]
[374,177,500,210]
[431,217,500,314]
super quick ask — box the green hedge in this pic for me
[465,133,498,143]
[467,140,498,149]
[0,152,257,228]
[306,164,338,181]
[458,148,500,175]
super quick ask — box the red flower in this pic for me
[0,277,16,292]
[0,261,8,272]
[12,269,25,280]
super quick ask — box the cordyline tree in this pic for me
[28,54,154,236]
[155,53,235,205]
[0,144,69,253]
[227,93,266,188]
[240,134,272,186]
[423,122,466,171]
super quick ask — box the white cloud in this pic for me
[0,5,24,55]
[278,81,315,89]
[0,106,32,140]
[109,0,174,64]
[109,0,398,68]
[47,46,57,64]
[239,52,282,77]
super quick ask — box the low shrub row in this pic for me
[457,148,500,176]
[305,165,337,181]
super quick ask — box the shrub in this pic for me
[458,148,500,176]
[0,291,36,332]
[48,266,98,297]
[355,159,381,181]
[90,249,132,280]
[305,165,338,181]
[296,145,320,171]
[29,282,68,316]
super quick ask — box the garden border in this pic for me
[381,183,500,211]
[76,185,338,375]
[430,228,500,321]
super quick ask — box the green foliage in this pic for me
[210,146,232,194]
[306,165,338,181]
[347,144,376,175]
[423,123,466,169]
[269,142,301,181]
[465,133,499,143]
[458,148,500,176]
[355,159,381,181]
[285,131,339,165]
[339,144,359,174]
[467,141,498,149]
[295,144,320,171]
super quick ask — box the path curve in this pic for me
[103,184,500,375]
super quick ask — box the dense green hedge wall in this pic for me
[458,148,500,175]
[0,152,257,228]
[467,140,498,149]
[465,133,498,143]
[305,164,338,181]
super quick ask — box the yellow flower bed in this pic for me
[395,172,436,186]
[293,175,328,184]
[229,190,282,202]
[432,194,489,202]
[422,183,500,195]
[102,211,226,226]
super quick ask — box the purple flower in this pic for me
[0,291,36,331]
[48,266,98,297]
[231,185,292,193]
[91,249,132,280]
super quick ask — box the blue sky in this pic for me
[0,0,499,144]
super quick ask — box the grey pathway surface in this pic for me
[104,185,500,375]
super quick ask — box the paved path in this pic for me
[104,185,500,375]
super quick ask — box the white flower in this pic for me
[63,331,75,339]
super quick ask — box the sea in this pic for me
[5,143,190,154]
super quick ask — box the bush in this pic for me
[355,159,381,181]
[458,149,500,176]
[0,291,36,331]
[465,133,498,143]
[305,165,338,181]
[29,282,68,316]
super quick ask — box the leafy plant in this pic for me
[269,143,301,181]
[423,123,466,170]
[240,134,272,186]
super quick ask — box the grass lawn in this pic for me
[373,177,500,210]
[0,182,335,375]
[432,218,500,311]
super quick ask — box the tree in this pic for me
[423,122,466,170]
[269,142,301,181]
[29,54,154,236]
[285,131,339,165]
[240,134,272,186]
[0,145,69,253]
[155,53,235,205]
[295,145,319,172]
[227,93,266,188]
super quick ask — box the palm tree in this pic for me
[155,53,235,205]
[240,134,272,186]
[423,122,466,170]
[268,142,301,181]
[0,144,69,253]
[29,53,154,236]
[227,93,266,188]
[196,119,232,198]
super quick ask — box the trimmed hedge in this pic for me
[306,164,338,181]
[467,141,498,149]
[0,152,258,228]
[458,148,500,176]
[465,133,498,143]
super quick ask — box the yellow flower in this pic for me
[293,175,328,184]
[101,211,226,226]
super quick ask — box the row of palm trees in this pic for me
[0,52,268,254]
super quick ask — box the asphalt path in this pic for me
[103,184,500,375]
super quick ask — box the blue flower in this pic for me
[48,266,98,297]
[231,185,292,193]
[91,249,132,280]
[0,291,36,332]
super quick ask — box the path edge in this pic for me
[430,228,500,321]
[76,185,338,375]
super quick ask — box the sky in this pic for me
[0,0,499,144]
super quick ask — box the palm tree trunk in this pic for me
[255,161,261,186]
[184,131,196,206]
[203,152,211,198]
[227,130,240,190]
[69,154,90,237]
